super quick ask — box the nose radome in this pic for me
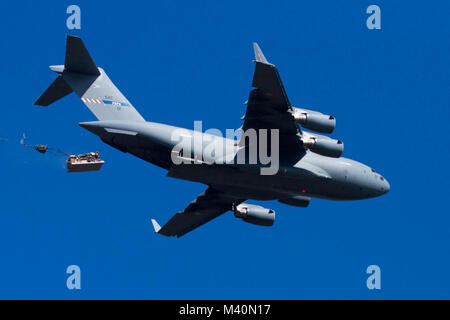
[384,178,390,193]
[380,176,390,195]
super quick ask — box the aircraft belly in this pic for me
[167,164,306,200]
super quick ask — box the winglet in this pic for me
[253,42,272,65]
[151,219,161,233]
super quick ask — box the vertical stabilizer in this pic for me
[35,36,145,122]
[64,36,100,75]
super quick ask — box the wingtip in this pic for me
[253,42,270,65]
[151,219,161,233]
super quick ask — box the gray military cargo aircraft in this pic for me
[35,36,389,237]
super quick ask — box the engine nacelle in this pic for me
[292,107,336,134]
[234,203,275,226]
[302,135,344,158]
[278,195,310,208]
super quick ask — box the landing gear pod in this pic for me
[67,152,104,173]
[278,195,310,208]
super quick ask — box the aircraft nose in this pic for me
[380,176,390,195]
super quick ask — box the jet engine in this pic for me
[292,107,336,134]
[301,133,344,158]
[234,203,275,226]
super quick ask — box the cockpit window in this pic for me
[380,176,384,181]
[371,168,376,173]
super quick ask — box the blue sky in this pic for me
[0,0,449,299]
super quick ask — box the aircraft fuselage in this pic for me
[79,120,390,202]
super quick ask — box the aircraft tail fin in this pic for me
[34,35,145,122]
[64,36,100,76]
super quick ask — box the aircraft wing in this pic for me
[151,187,245,238]
[241,43,304,155]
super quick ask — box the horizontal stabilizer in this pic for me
[65,36,100,75]
[34,76,73,106]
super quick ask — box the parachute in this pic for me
[19,133,104,172]
[34,145,48,154]
[20,133,67,156]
